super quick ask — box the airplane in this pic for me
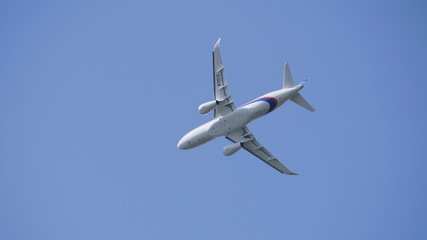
[177,39,315,175]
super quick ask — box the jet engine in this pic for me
[198,100,218,114]
[222,142,242,156]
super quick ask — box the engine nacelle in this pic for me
[222,142,242,156]
[198,100,218,114]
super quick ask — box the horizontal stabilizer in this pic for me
[290,93,315,112]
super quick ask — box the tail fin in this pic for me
[283,63,315,112]
[283,63,294,88]
[290,93,315,112]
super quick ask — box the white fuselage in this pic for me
[177,85,303,150]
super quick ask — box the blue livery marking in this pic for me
[241,97,278,113]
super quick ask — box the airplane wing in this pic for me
[226,127,298,175]
[213,38,236,118]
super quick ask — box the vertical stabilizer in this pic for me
[283,63,294,88]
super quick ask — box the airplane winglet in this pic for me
[214,38,221,50]
[278,164,299,175]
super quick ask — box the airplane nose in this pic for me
[177,137,190,150]
[177,139,183,149]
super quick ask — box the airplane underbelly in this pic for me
[245,101,270,120]
[209,109,250,137]
[180,123,215,149]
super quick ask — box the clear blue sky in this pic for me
[1,0,426,239]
